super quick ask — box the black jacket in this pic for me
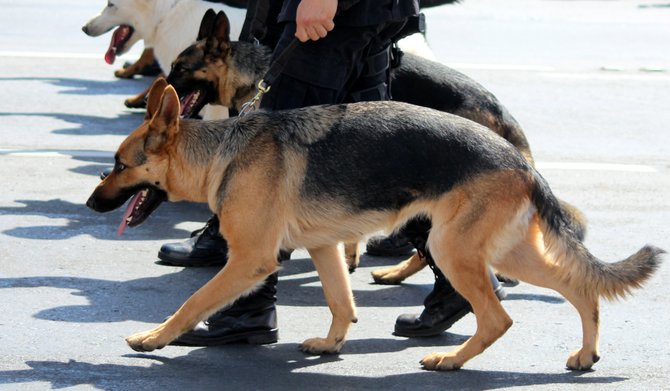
[278,0,419,27]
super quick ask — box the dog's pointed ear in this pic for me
[146,86,180,152]
[214,11,231,46]
[198,8,217,41]
[145,77,169,120]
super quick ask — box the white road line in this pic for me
[0,149,659,172]
[0,149,114,159]
[2,51,667,76]
[540,72,670,81]
[0,51,100,59]
[536,161,657,173]
[447,63,557,72]
[0,51,138,60]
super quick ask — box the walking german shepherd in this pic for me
[166,10,585,280]
[87,78,663,371]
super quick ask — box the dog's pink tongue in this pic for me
[117,190,142,237]
[104,26,125,64]
[104,47,116,65]
[180,92,196,116]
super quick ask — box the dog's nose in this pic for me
[81,25,89,34]
[86,197,96,210]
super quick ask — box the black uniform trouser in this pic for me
[260,20,407,110]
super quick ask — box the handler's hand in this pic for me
[295,0,337,42]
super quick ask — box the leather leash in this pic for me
[238,38,300,116]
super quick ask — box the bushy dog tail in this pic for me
[530,170,664,300]
[557,199,588,241]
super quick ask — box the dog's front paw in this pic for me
[299,337,344,355]
[566,348,600,371]
[420,352,462,371]
[126,329,169,352]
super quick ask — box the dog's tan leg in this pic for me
[419,175,534,371]
[115,48,155,79]
[492,220,601,370]
[125,246,279,352]
[300,244,357,355]
[343,241,360,272]
[370,252,427,285]
[420,247,513,370]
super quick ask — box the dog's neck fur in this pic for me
[165,117,261,206]
[225,42,273,111]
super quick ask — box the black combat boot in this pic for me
[365,231,415,257]
[157,215,229,267]
[171,272,280,346]
[393,217,506,337]
[394,265,506,337]
[170,250,292,346]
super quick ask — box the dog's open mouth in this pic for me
[105,25,134,65]
[117,187,166,236]
[179,89,207,118]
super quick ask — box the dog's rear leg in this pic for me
[300,245,357,354]
[420,246,513,370]
[419,179,535,370]
[493,220,601,370]
[371,252,427,285]
[115,48,155,79]
[125,248,279,352]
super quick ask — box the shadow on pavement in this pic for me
[0,198,211,241]
[0,348,627,390]
[0,254,565,325]
[0,111,143,136]
[0,76,151,96]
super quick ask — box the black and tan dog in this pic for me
[166,10,585,280]
[87,78,662,371]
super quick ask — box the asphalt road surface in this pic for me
[1,1,669,390]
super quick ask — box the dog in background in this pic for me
[81,0,245,110]
[87,78,663,370]
[167,10,586,279]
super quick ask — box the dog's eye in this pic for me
[172,63,189,73]
[107,1,114,7]
[115,162,126,172]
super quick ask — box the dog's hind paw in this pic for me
[114,68,136,79]
[126,329,168,352]
[370,267,405,285]
[566,348,600,371]
[420,352,462,371]
[299,337,344,355]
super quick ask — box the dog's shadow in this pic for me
[0,348,627,390]
[0,76,151,136]
[0,259,425,326]
[0,256,582,389]
[0,76,152,96]
[0,253,565,325]
[0,111,144,136]
[0,198,212,241]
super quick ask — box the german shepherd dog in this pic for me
[87,78,662,371]
[166,10,585,280]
